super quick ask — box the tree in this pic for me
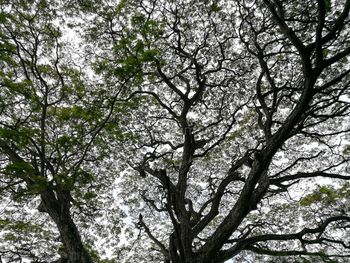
[0,1,125,262]
[84,0,350,262]
[1,0,350,262]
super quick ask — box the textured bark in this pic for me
[55,217,93,263]
[40,190,93,263]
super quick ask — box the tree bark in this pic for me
[40,190,94,263]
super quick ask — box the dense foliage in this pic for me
[1,0,350,262]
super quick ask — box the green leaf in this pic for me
[211,3,222,12]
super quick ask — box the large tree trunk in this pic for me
[55,216,93,263]
[39,189,94,263]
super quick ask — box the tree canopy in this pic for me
[1,0,350,262]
